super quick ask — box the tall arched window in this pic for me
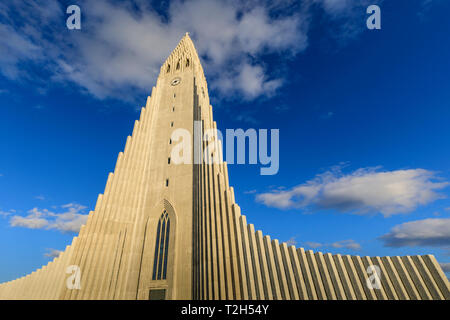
[166,64,170,73]
[186,59,190,67]
[152,211,170,280]
[176,61,180,70]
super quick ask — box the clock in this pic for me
[171,77,181,86]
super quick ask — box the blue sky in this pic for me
[1,0,450,283]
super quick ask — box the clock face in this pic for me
[171,77,181,86]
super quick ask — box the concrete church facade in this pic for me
[0,34,449,300]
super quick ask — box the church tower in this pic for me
[0,34,449,300]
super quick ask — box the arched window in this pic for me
[152,211,170,280]
[166,64,170,73]
[186,59,190,67]
[176,61,180,70]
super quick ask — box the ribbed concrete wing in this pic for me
[1,34,449,300]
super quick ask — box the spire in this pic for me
[160,32,203,76]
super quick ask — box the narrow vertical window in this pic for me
[152,211,170,280]
[169,139,172,145]
[165,179,169,187]
[176,61,180,70]
[168,157,171,164]
[166,64,170,73]
[186,59,190,67]
[170,121,174,127]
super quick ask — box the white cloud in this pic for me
[49,204,89,233]
[35,195,45,200]
[10,214,49,229]
[0,0,306,102]
[9,203,88,233]
[0,209,15,217]
[315,0,358,15]
[313,0,384,44]
[304,239,361,250]
[330,239,361,250]
[256,167,449,216]
[380,218,450,248]
[440,262,450,273]
[44,248,62,259]
[218,63,283,100]
[0,24,43,80]
[304,241,323,249]
[285,237,297,246]
[0,0,63,80]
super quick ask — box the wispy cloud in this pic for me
[274,104,290,113]
[418,0,438,21]
[320,111,334,119]
[235,112,261,125]
[44,248,62,259]
[34,195,45,200]
[285,237,297,246]
[0,209,15,217]
[379,218,450,250]
[313,0,384,45]
[440,262,450,273]
[9,203,88,233]
[330,239,362,250]
[256,166,448,216]
[304,239,361,250]
[304,241,323,249]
